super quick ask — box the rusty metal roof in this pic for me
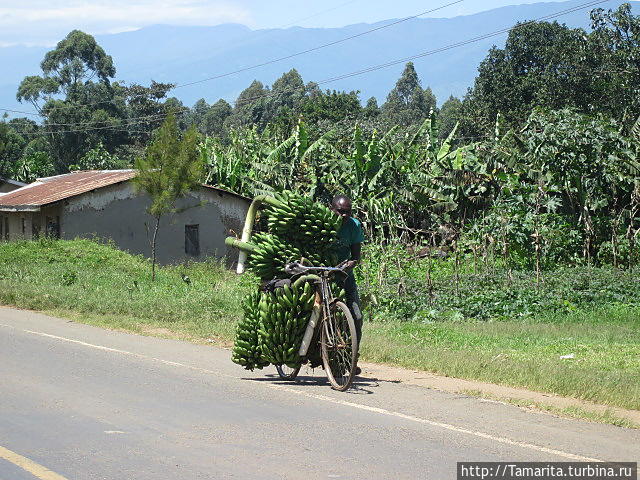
[0,170,250,212]
[0,170,137,211]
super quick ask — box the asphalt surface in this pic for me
[1,306,638,480]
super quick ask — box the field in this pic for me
[1,238,638,414]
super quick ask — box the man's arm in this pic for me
[343,242,362,270]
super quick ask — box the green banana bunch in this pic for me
[263,191,340,269]
[247,233,305,281]
[231,291,270,371]
[257,280,316,368]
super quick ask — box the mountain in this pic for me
[1,0,637,118]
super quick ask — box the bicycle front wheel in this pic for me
[321,301,358,391]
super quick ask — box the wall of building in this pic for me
[60,182,249,265]
[0,181,25,194]
[0,212,32,241]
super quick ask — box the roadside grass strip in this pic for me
[1,239,638,413]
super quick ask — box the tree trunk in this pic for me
[151,215,161,281]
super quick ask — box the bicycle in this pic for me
[274,262,359,391]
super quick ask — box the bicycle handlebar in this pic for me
[285,261,347,277]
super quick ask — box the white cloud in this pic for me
[0,1,252,45]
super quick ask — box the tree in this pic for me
[69,142,127,171]
[301,90,362,126]
[134,112,203,279]
[461,20,601,135]
[204,99,232,138]
[590,3,640,124]
[124,80,176,146]
[437,96,462,140]
[381,62,436,126]
[226,80,270,130]
[16,30,126,170]
[363,97,380,118]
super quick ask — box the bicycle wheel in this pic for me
[321,301,358,391]
[275,364,301,380]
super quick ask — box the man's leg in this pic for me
[343,272,363,347]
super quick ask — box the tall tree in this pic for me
[381,62,436,126]
[226,80,270,130]
[460,20,600,135]
[204,99,232,138]
[16,30,126,170]
[590,3,640,124]
[134,112,203,280]
[437,96,462,140]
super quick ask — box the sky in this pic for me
[0,0,570,47]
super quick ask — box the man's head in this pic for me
[331,195,352,220]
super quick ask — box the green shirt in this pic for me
[335,217,365,263]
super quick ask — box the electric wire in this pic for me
[6,0,612,137]
[0,0,463,121]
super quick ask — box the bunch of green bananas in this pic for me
[231,291,270,371]
[266,191,341,250]
[233,191,344,370]
[246,191,340,281]
[246,233,303,281]
[258,281,315,368]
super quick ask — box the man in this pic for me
[331,194,364,374]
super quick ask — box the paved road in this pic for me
[1,306,638,480]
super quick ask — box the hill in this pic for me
[1,0,637,116]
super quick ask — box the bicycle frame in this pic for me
[291,266,345,357]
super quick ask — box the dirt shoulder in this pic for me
[358,361,640,427]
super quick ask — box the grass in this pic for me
[1,239,638,413]
[0,238,249,342]
[361,311,640,410]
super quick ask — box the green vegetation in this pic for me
[0,238,247,341]
[2,5,640,419]
[1,239,638,412]
[134,112,203,279]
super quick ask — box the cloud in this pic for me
[0,1,252,45]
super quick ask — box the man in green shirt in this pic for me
[332,195,364,374]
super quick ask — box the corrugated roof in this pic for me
[0,170,250,211]
[0,170,136,211]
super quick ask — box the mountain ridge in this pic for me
[2,0,637,118]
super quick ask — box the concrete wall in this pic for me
[0,181,25,194]
[0,212,31,241]
[0,206,63,242]
[60,182,248,265]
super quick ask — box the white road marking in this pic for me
[104,431,126,434]
[1,323,603,462]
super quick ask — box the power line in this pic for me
[7,0,612,137]
[173,0,464,90]
[0,0,463,120]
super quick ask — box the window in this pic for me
[0,216,3,239]
[46,216,60,239]
[21,217,26,235]
[3,217,8,240]
[185,224,200,256]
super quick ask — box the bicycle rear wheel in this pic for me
[321,301,358,391]
[275,364,301,380]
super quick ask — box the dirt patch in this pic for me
[357,361,640,426]
[140,326,178,337]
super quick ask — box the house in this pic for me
[0,177,27,194]
[0,170,250,265]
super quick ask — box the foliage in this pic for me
[358,241,640,323]
[134,112,203,279]
[69,142,128,171]
[381,62,436,127]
